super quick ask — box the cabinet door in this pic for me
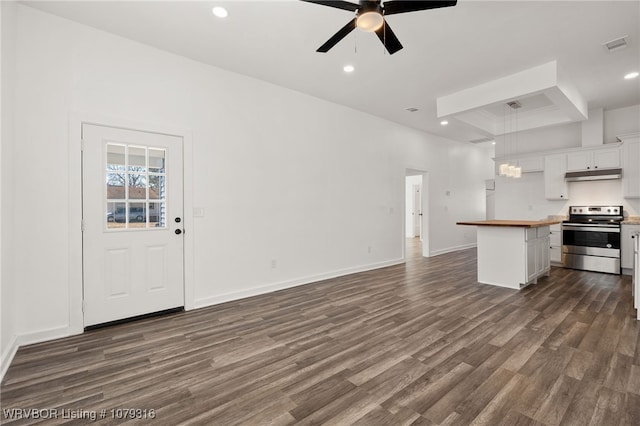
[623,139,640,198]
[518,156,544,173]
[593,149,621,169]
[540,236,550,272]
[622,225,640,269]
[544,155,569,200]
[527,240,537,282]
[566,152,591,171]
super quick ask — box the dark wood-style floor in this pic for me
[2,239,639,425]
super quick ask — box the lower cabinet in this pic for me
[525,226,551,283]
[622,224,640,272]
[549,224,562,264]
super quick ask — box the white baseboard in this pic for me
[0,334,19,383]
[430,243,477,257]
[1,325,72,383]
[194,258,404,310]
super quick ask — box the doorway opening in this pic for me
[405,169,429,259]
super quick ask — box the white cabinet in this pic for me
[549,224,562,264]
[566,147,621,171]
[544,154,569,200]
[517,156,544,173]
[622,224,640,271]
[475,225,552,290]
[526,240,537,282]
[525,226,551,282]
[622,137,640,198]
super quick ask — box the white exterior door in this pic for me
[82,124,184,327]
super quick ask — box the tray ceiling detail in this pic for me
[437,61,588,136]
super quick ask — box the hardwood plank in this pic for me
[1,239,637,425]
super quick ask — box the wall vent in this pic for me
[603,36,628,52]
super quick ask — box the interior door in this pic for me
[412,184,421,237]
[82,124,184,327]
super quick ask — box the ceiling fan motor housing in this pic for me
[356,3,385,32]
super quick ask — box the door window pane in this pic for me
[128,146,146,171]
[148,175,164,199]
[106,173,126,200]
[105,143,167,230]
[128,174,147,199]
[150,202,166,227]
[149,149,165,173]
[127,202,147,228]
[106,202,126,229]
[107,144,126,171]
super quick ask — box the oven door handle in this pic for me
[563,225,621,233]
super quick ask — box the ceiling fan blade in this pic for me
[317,18,357,52]
[383,0,457,15]
[375,21,403,55]
[299,0,359,12]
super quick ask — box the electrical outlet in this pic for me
[271,259,277,269]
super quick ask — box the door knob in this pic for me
[175,229,182,235]
[175,217,181,223]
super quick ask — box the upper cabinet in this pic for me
[621,135,640,198]
[544,154,569,200]
[517,156,544,173]
[566,147,621,171]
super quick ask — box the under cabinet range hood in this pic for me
[564,168,622,182]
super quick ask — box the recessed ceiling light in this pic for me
[440,120,449,126]
[343,65,355,73]
[212,6,228,18]
[492,141,496,145]
[624,71,639,80]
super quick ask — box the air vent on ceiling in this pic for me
[603,35,628,52]
[470,137,493,144]
[506,100,522,109]
[405,107,419,112]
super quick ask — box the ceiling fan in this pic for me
[300,1,458,55]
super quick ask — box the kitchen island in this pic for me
[457,220,562,290]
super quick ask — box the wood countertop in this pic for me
[456,219,562,228]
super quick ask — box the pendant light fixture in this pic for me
[499,101,522,179]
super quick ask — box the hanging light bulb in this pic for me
[499,163,510,176]
[507,165,517,177]
[514,166,522,178]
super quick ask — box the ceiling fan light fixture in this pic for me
[356,11,384,32]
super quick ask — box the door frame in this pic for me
[68,112,195,335]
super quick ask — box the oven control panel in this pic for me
[570,206,622,216]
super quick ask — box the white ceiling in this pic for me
[21,0,640,143]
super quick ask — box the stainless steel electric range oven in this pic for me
[562,205,623,274]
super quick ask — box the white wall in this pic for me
[2,3,493,364]
[495,173,640,220]
[1,0,17,379]
[495,122,581,158]
[605,104,640,143]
